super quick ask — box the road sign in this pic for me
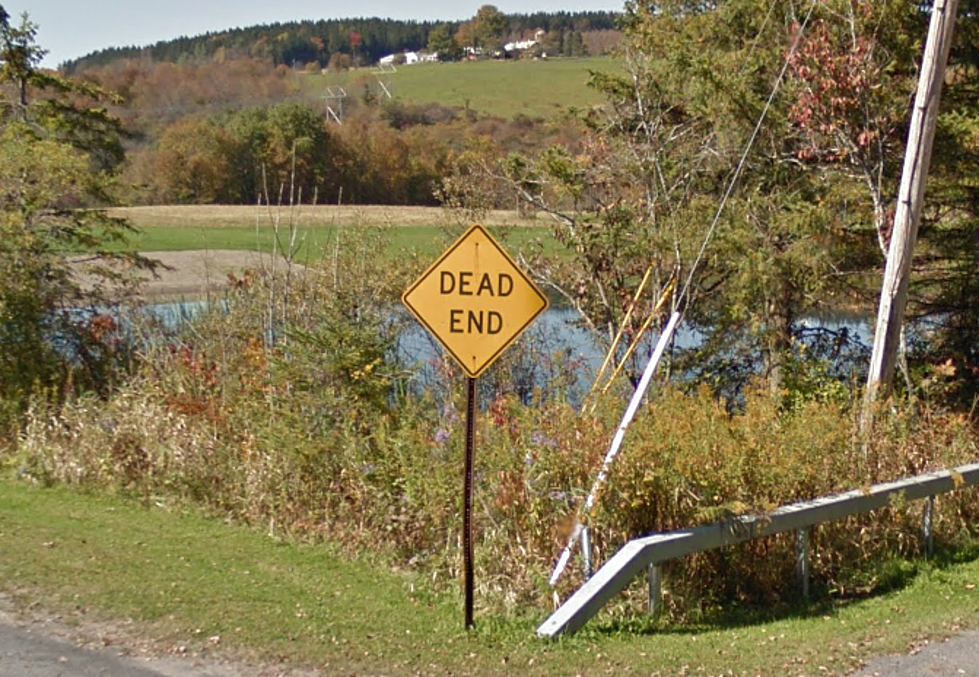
[402,224,549,378]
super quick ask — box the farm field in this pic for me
[303,56,620,120]
[109,205,558,261]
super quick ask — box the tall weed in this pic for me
[10,233,979,622]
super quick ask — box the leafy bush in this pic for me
[6,213,979,625]
[15,338,979,621]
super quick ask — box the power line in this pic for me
[677,0,820,310]
[549,0,822,590]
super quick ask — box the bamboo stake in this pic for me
[582,265,654,411]
[593,278,677,408]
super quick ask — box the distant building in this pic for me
[504,30,545,57]
[378,50,437,66]
[504,39,538,52]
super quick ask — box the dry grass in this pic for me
[78,250,305,300]
[110,205,546,230]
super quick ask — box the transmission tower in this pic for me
[322,86,347,124]
[372,62,397,100]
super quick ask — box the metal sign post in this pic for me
[402,224,548,629]
[464,376,476,629]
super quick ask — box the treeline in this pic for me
[87,57,294,120]
[127,99,572,207]
[65,11,619,72]
[134,102,440,206]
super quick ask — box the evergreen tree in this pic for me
[0,6,152,434]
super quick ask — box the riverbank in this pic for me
[72,250,305,301]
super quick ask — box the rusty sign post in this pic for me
[402,224,548,629]
[463,375,476,628]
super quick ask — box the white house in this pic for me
[379,50,433,66]
[504,30,545,55]
[504,39,538,52]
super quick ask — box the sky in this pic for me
[7,1,625,68]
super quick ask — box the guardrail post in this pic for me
[580,526,593,578]
[795,529,810,599]
[648,563,662,617]
[921,496,935,558]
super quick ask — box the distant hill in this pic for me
[65,11,620,73]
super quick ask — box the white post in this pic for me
[921,496,935,558]
[795,529,810,599]
[580,526,593,578]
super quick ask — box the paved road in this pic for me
[850,630,979,677]
[0,621,247,677]
[3,611,977,676]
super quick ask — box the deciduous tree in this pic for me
[152,117,240,203]
[455,0,939,396]
[473,5,507,54]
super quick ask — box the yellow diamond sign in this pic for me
[402,224,549,378]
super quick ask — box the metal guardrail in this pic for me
[537,462,979,637]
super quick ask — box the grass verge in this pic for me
[2,477,978,676]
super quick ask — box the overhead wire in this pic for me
[676,0,821,310]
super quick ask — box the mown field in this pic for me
[109,205,559,260]
[303,56,620,120]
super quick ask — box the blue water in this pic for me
[138,300,872,395]
[395,305,709,382]
[144,300,871,361]
[138,299,224,328]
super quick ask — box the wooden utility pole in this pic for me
[862,0,959,429]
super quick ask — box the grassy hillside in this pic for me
[305,57,620,120]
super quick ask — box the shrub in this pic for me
[9,225,979,622]
[16,362,979,621]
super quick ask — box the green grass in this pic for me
[305,57,620,120]
[2,477,978,676]
[102,205,560,261]
[120,224,554,261]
